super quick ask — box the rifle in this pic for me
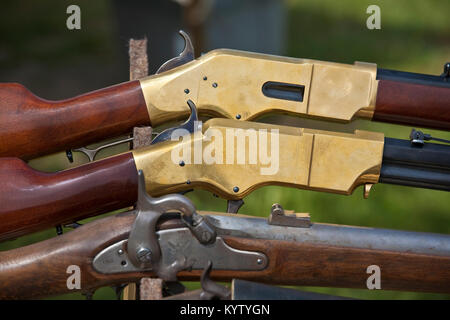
[1,177,449,300]
[1,118,449,241]
[0,31,448,160]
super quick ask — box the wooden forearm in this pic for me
[0,81,150,160]
[215,237,450,293]
[1,212,449,299]
[0,154,138,241]
[374,80,450,130]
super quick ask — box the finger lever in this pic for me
[156,30,195,74]
[151,99,200,145]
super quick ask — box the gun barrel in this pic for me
[377,68,449,88]
[380,138,450,191]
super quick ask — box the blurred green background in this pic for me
[0,0,449,300]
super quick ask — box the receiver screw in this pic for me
[233,186,239,193]
[136,247,152,263]
[202,231,213,243]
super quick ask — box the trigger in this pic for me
[227,199,245,214]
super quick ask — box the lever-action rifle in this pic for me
[1,31,449,160]
[1,116,449,241]
[0,175,449,299]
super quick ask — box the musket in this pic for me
[0,31,449,160]
[1,117,449,241]
[0,178,449,299]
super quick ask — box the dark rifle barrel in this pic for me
[377,68,449,88]
[380,137,450,191]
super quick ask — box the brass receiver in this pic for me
[132,119,384,199]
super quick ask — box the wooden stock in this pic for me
[0,212,137,299]
[374,80,450,130]
[0,213,448,299]
[0,81,150,160]
[216,238,450,293]
[0,154,138,241]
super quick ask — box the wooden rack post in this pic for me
[122,38,163,300]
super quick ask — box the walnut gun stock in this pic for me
[1,44,448,160]
[0,81,150,159]
[0,211,449,299]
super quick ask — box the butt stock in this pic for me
[0,154,138,241]
[0,82,150,160]
[0,212,137,299]
[0,211,449,299]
